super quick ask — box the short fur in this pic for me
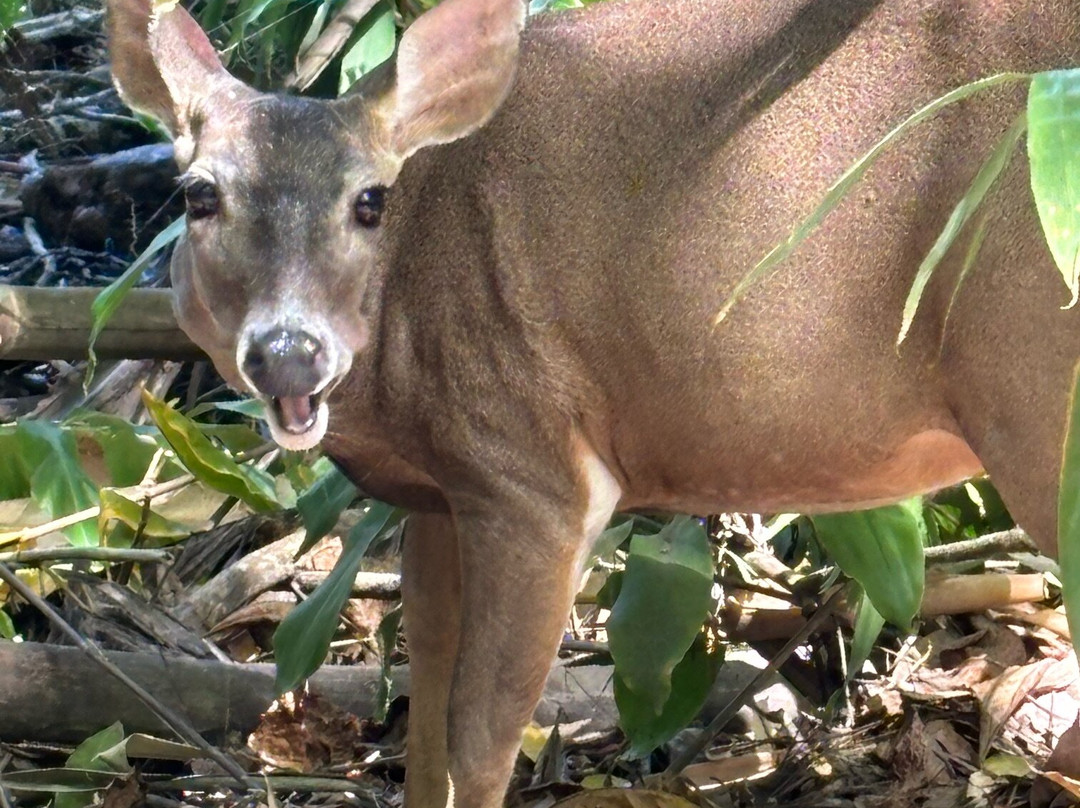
[107,0,1080,805]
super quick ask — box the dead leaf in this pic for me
[102,776,145,808]
[975,658,1056,759]
[249,691,368,770]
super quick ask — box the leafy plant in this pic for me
[811,498,926,632]
[0,0,26,41]
[274,500,404,693]
[600,516,718,756]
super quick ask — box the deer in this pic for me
[106,0,1080,804]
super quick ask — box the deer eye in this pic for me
[353,186,386,228]
[184,179,220,220]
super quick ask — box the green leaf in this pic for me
[296,465,358,556]
[210,398,267,419]
[274,501,403,693]
[0,0,26,37]
[812,499,926,632]
[338,1,396,94]
[0,427,29,499]
[375,603,403,722]
[607,516,713,714]
[64,723,129,773]
[595,569,622,611]
[1058,361,1080,644]
[0,608,15,639]
[898,112,1027,345]
[715,72,1031,325]
[197,423,268,455]
[142,390,280,512]
[1029,69,1080,308]
[584,518,633,569]
[88,217,184,383]
[98,489,193,545]
[615,634,720,758]
[16,421,99,547]
[71,413,161,487]
[847,585,886,684]
[56,722,130,808]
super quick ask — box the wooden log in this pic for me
[0,641,775,745]
[0,642,621,744]
[0,285,202,360]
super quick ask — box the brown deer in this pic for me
[107,0,1080,804]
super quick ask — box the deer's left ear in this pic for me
[380,0,526,161]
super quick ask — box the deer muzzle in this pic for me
[239,325,341,450]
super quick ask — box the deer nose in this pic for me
[241,327,328,396]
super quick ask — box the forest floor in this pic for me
[1,4,1079,807]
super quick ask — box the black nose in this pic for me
[242,327,327,396]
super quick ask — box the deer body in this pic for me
[108,0,1080,805]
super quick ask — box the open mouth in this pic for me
[272,393,321,434]
[263,389,330,450]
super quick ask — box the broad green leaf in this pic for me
[56,722,130,808]
[71,413,161,487]
[607,516,713,714]
[274,501,403,693]
[338,1,396,94]
[141,390,279,512]
[615,634,721,758]
[375,603,403,722]
[63,722,129,773]
[812,499,926,631]
[1029,69,1080,307]
[898,113,1027,345]
[0,608,15,639]
[16,421,99,547]
[98,489,193,545]
[716,72,1031,325]
[1058,361,1080,643]
[0,427,29,499]
[296,465,358,556]
[88,217,184,382]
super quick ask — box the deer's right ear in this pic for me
[380,0,526,161]
[107,0,243,147]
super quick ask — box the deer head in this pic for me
[107,0,526,449]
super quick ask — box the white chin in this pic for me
[267,401,329,451]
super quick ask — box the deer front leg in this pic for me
[401,512,461,808]
[445,448,620,808]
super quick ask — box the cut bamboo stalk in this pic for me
[0,284,202,360]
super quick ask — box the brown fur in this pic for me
[107,0,1080,805]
